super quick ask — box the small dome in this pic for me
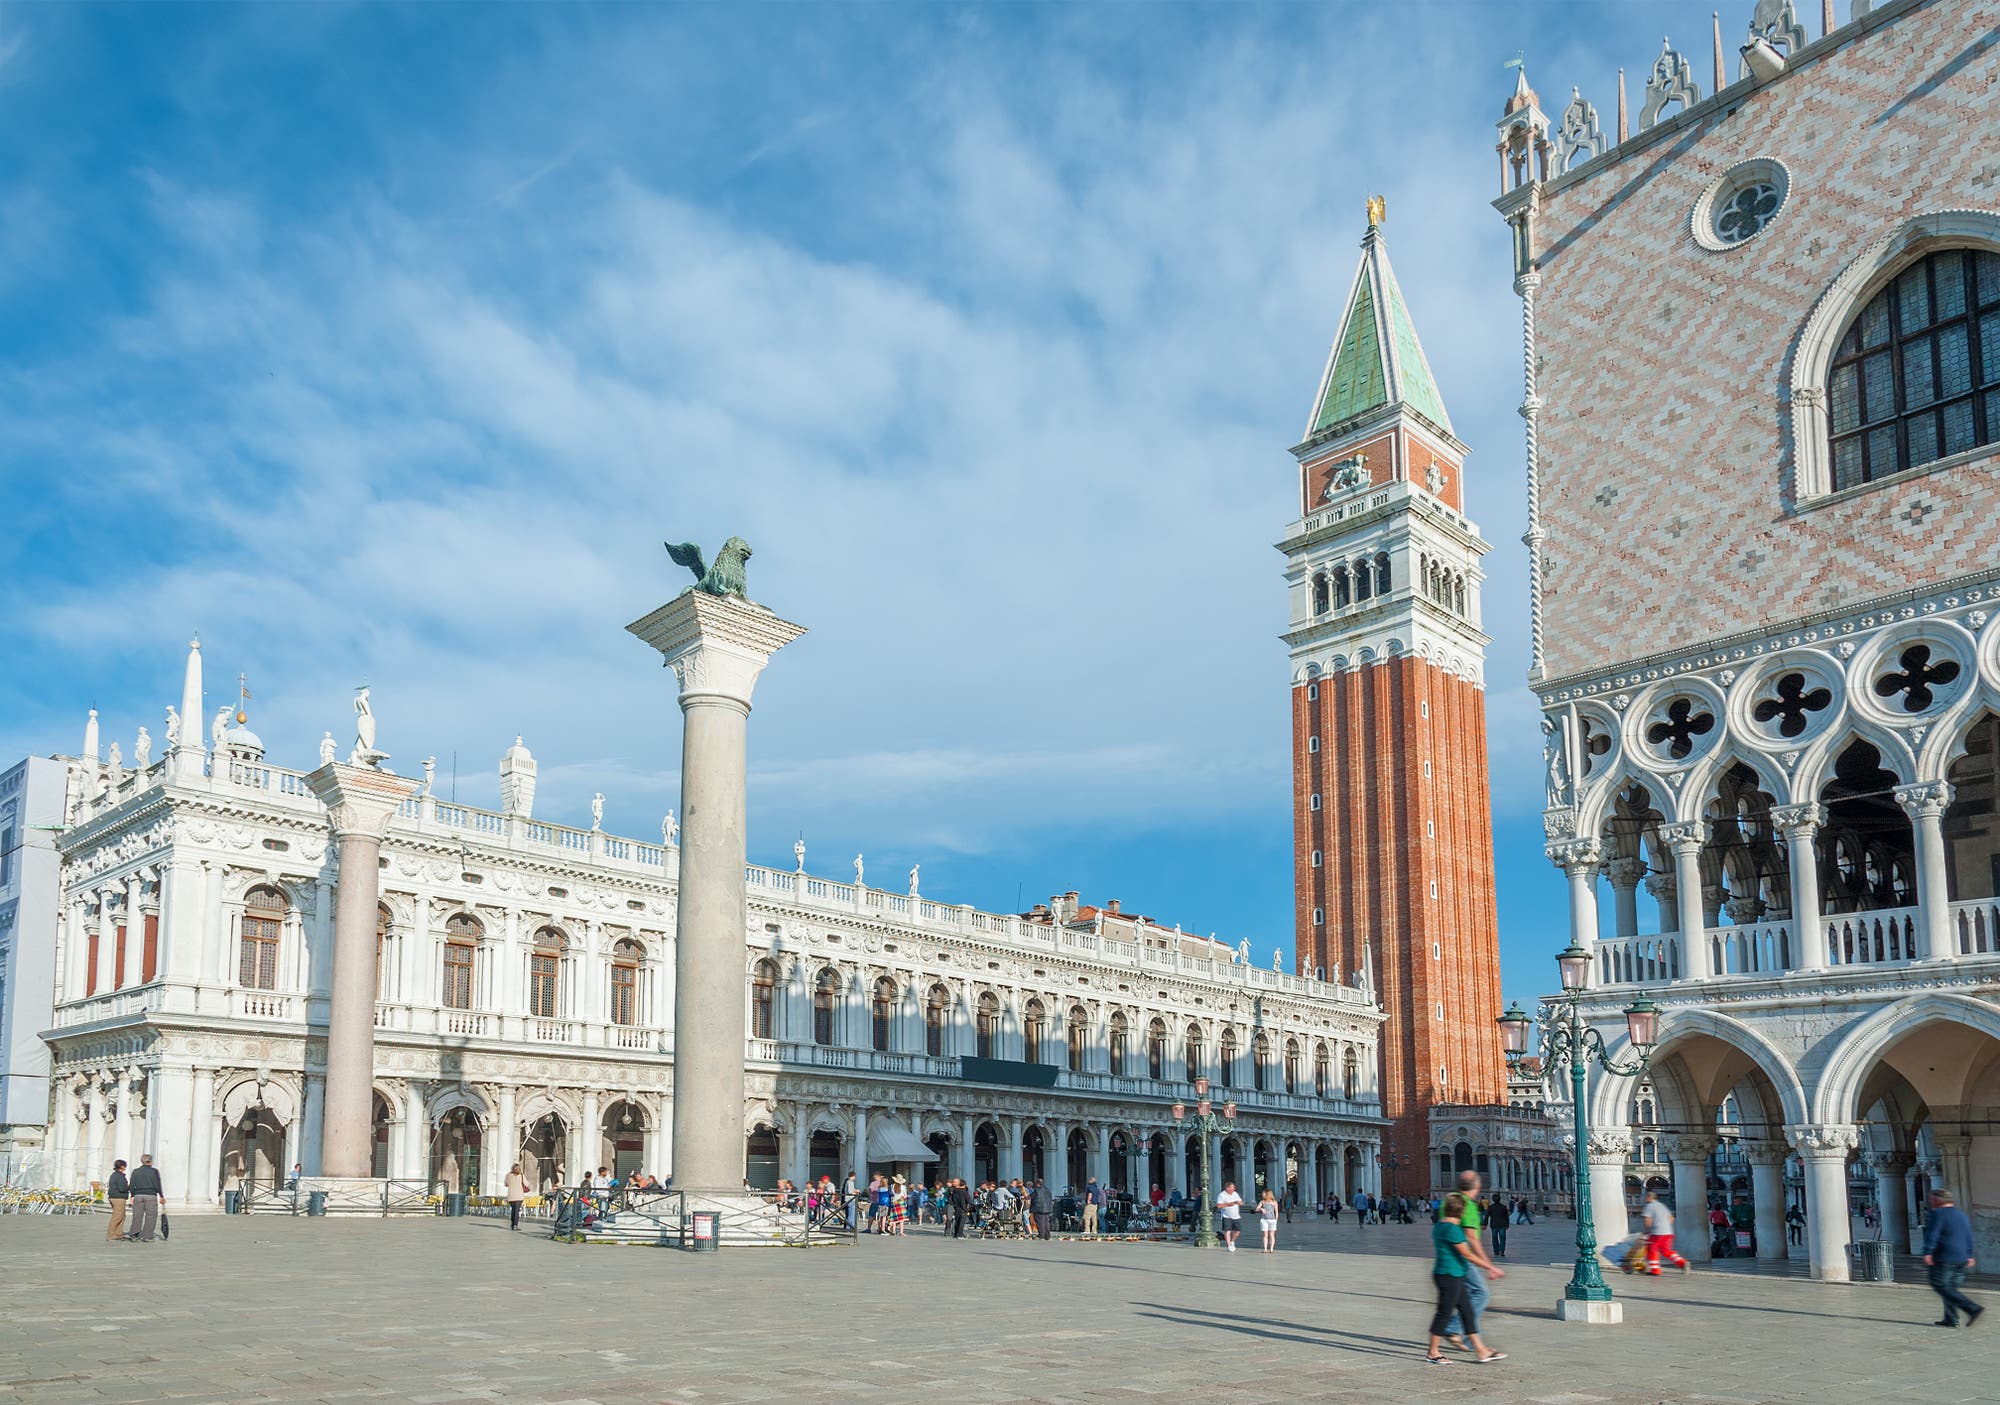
[223,708,264,760]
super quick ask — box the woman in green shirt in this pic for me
[1425,1192,1507,1365]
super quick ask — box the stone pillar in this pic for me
[956,1113,975,1183]
[1093,1126,1114,1189]
[1788,1124,1859,1281]
[851,1106,869,1180]
[187,1067,216,1204]
[1000,1116,1023,1182]
[1168,1134,1188,1202]
[1645,871,1679,934]
[1771,804,1825,972]
[1549,839,1602,968]
[1659,823,1710,980]
[1895,783,1955,959]
[300,1074,325,1176]
[629,590,806,1195]
[122,874,146,989]
[1663,1135,1715,1261]
[110,1069,137,1171]
[580,1089,602,1176]
[495,1086,517,1185]
[92,891,117,996]
[1871,1152,1911,1251]
[1745,1143,1787,1260]
[401,1083,427,1182]
[1585,1130,1633,1250]
[304,763,420,1180]
[1606,857,1647,939]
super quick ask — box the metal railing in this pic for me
[238,1177,444,1216]
[546,1186,854,1247]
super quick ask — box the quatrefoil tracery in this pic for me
[1873,645,1961,714]
[1751,671,1833,738]
[1645,697,1716,761]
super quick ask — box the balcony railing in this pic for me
[1591,900,2000,988]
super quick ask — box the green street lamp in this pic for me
[1499,948,1660,1326]
[1172,1078,1235,1250]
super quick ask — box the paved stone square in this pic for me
[0,1212,1993,1405]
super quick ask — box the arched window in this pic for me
[872,976,897,1052]
[1314,1042,1330,1097]
[1374,552,1391,596]
[751,959,778,1039]
[1354,559,1373,602]
[1828,248,2000,489]
[926,983,951,1056]
[1218,1028,1238,1088]
[442,912,480,1011]
[1252,1031,1271,1092]
[1067,1005,1089,1071]
[1342,1046,1359,1100]
[1284,1038,1301,1094]
[1023,998,1046,1064]
[1312,574,1330,615]
[976,992,999,1060]
[239,886,285,990]
[609,938,641,1026]
[375,903,391,996]
[1109,1011,1129,1076]
[1332,564,1351,608]
[1185,1023,1204,1083]
[529,927,565,1019]
[1453,574,1466,615]
[813,968,840,1046]
[1147,1018,1167,1080]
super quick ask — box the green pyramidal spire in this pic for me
[1305,213,1454,439]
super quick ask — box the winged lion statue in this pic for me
[664,536,754,601]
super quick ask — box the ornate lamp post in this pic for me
[1498,944,1660,1326]
[1172,1078,1235,1249]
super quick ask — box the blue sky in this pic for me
[0,2,1748,1008]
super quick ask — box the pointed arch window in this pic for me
[1067,1005,1089,1071]
[812,968,840,1046]
[529,927,565,1019]
[1828,248,2000,489]
[609,939,642,1026]
[442,913,480,1010]
[976,992,1000,1060]
[926,983,952,1056]
[752,959,779,1039]
[872,976,897,1053]
[239,886,285,990]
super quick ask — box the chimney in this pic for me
[1106,898,1121,915]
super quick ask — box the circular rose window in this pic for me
[1691,158,1791,253]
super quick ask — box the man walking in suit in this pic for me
[105,1160,130,1242]
[1924,1189,1984,1328]
[947,1178,971,1239]
[124,1154,164,1243]
[1030,1179,1054,1239]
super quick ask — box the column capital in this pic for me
[1605,856,1649,888]
[1642,870,1678,901]
[1737,1139,1786,1168]
[1893,781,1954,820]
[305,763,421,840]
[1769,802,1826,838]
[1659,1133,1717,1161]
[1784,1123,1859,1159]
[1864,1150,1914,1176]
[1656,821,1704,857]
[1585,1128,1632,1160]
[1547,837,1603,873]
[627,592,807,713]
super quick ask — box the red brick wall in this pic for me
[1293,655,1504,1190]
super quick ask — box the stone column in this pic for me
[187,1067,216,1204]
[300,1074,325,1176]
[956,1113,975,1183]
[1771,804,1826,971]
[110,1069,137,1171]
[1744,1142,1787,1260]
[1585,1130,1633,1249]
[1663,1135,1715,1261]
[1644,871,1679,934]
[92,890,117,996]
[401,1083,427,1182]
[1895,783,1955,959]
[1659,823,1710,980]
[1168,1134,1188,1202]
[629,590,805,1196]
[305,763,420,1180]
[1093,1126,1114,1189]
[1788,1124,1858,1281]
[1549,839,1602,970]
[581,1088,602,1176]
[1000,1116,1023,1182]
[122,874,146,989]
[1870,1152,1911,1251]
[495,1086,517,1185]
[851,1106,869,1180]
[1606,858,1647,939]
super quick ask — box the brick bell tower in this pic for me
[1282,200,1505,1193]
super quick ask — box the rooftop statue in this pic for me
[664,536,754,601]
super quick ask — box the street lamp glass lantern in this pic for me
[1623,994,1660,1051]
[1194,1077,1209,1097]
[1172,1103,1186,1120]
[1555,942,1592,992]
[1497,1002,1532,1059]
[1223,1102,1237,1120]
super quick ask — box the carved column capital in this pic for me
[1656,821,1704,857]
[1785,1123,1859,1159]
[1769,802,1827,839]
[1548,838,1604,874]
[1586,1128,1633,1160]
[1893,782,1954,821]
[1605,857,1650,889]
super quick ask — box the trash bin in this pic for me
[306,1191,328,1217]
[688,1209,721,1252]
[1860,1238,1896,1283]
[223,1189,242,1215]
[444,1192,468,1218]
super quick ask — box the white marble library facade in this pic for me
[40,688,1386,1212]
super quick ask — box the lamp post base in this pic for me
[1555,1297,1624,1325]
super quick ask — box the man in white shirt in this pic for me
[1640,1190,1690,1275]
[1215,1181,1244,1252]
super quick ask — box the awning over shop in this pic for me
[866,1118,939,1162]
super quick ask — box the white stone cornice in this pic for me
[627,593,807,712]
[304,764,421,841]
